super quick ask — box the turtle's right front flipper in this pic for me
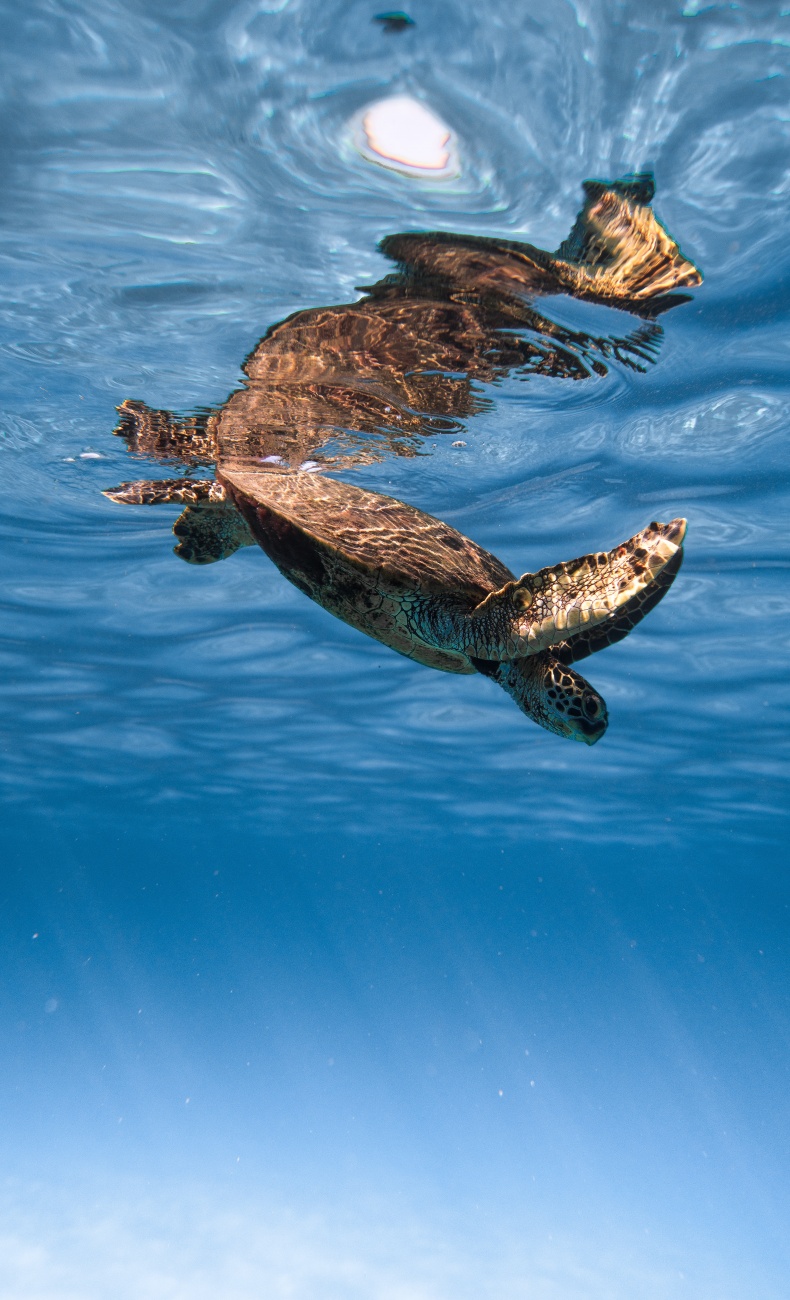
[554,538,685,665]
[103,477,255,564]
[103,477,225,506]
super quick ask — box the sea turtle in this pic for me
[104,469,685,744]
[113,174,700,475]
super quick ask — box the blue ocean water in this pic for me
[1,1,789,1295]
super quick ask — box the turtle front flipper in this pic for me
[472,653,607,744]
[555,539,684,665]
[445,518,687,661]
[103,478,225,505]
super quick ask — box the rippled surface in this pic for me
[1,2,789,1296]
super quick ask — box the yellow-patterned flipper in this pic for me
[462,519,686,661]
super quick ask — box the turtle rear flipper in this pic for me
[172,502,255,564]
[103,477,224,506]
[103,477,254,563]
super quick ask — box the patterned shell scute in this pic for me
[221,470,514,602]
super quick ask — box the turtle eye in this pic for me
[583,694,602,720]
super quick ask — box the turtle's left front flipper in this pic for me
[555,536,685,665]
[463,518,686,660]
[103,478,255,564]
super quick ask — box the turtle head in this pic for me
[475,654,608,744]
[535,658,608,744]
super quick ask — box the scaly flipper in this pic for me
[554,541,684,665]
[172,503,255,564]
[415,518,687,661]
[103,477,225,506]
[469,524,686,740]
[103,477,255,564]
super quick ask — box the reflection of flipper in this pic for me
[103,477,254,564]
[555,175,701,311]
[472,652,608,745]
[382,174,701,318]
[113,399,218,464]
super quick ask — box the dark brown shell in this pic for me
[220,469,514,602]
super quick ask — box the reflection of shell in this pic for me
[352,95,460,180]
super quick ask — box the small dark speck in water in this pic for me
[374,11,415,32]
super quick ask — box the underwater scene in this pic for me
[1,1,789,1295]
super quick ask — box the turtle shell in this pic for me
[221,468,513,604]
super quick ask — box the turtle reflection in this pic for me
[105,468,686,744]
[113,174,701,475]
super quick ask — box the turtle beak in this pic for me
[574,715,607,745]
[571,692,608,744]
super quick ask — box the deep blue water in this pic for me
[1,1,789,1296]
